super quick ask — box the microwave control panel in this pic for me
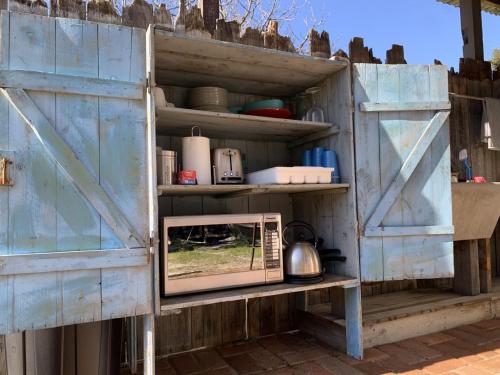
[263,221,281,269]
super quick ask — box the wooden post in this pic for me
[460,0,484,61]
[344,285,363,359]
[128,317,138,374]
[197,0,219,36]
[478,238,492,293]
[454,240,481,296]
[86,0,121,25]
[50,0,85,19]
[143,314,155,375]
[386,44,407,64]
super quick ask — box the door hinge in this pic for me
[149,236,159,249]
[0,157,13,186]
[146,72,152,94]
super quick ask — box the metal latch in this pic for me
[0,157,12,186]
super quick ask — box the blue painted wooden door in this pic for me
[0,12,153,334]
[353,64,454,281]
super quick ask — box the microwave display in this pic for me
[167,223,265,280]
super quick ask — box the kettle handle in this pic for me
[191,125,201,137]
[282,220,317,247]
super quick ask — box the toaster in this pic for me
[211,148,244,184]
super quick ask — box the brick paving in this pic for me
[127,319,500,374]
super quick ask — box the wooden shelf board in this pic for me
[158,183,349,197]
[160,274,359,313]
[156,107,336,141]
[154,29,348,97]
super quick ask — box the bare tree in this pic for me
[154,0,329,53]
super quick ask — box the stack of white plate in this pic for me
[189,87,229,112]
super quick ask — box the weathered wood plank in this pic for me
[0,13,8,256]
[5,333,23,375]
[354,64,384,281]
[344,285,363,359]
[54,17,101,252]
[8,11,57,254]
[158,184,349,197]
[360,101,450,112]
[364,225,454,237]
[365,111,450,228]
[156,106,332,141]
[0,248,148,275]
[0,70,144,99]
[2,88,146,249]
[161,275,358,312]
[101,265,151,319]
[98,24,149,250]
[377,64,404,280]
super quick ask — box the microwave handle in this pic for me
[250,222,257,270]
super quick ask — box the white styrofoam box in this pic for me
[247,167,334,185]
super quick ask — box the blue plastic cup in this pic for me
[312,147,324,167]
[302,149,312,166]
[322,149,341,183]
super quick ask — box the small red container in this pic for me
[178,170,197,185]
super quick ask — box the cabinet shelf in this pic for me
[158,183,349,198]
[160,274,359,313]
[154,29,348,97]
[156,107,337,142]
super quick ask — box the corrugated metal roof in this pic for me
[438,0,500,15]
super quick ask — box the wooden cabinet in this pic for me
[0,12,454,374]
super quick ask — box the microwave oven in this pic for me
[161,213,283,296]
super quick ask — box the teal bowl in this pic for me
[242,99,284,112]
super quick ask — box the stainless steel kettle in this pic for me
[282,221,323,280]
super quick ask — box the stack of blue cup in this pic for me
[301,147,341,183]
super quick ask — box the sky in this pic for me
[292,0,499,70]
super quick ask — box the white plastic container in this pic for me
[247,167,334,185]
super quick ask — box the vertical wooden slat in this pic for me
[377,64,403,278]
[165,309,191,354]
[8,14,60,330]
[190,306,204,349]
[61,326,76,375]
[97,23,148,248]
[247,299,260,339]
[0,335,5,375]
[5,333,23,375]
[354,63,384,281]
[221,301,246,343]
[25,328,62,375]
[202,304,222,348]
[8,12,57,253]
[274,294,290,333]
[0,12,8,256]
[478,238,492,293]
[399,65,433,280]
[54,17,101,252]
[259,296,275,336]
